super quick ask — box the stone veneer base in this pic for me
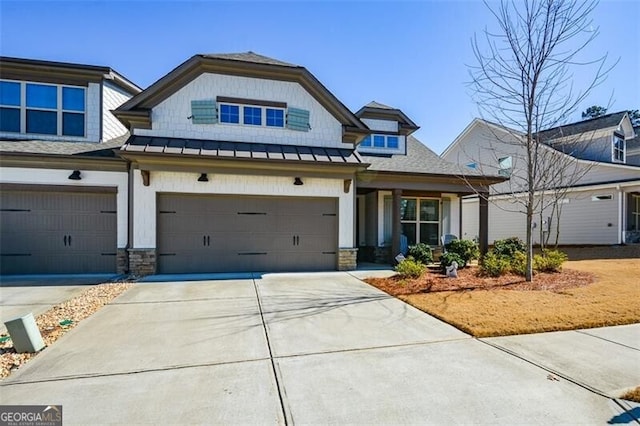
[338,248,358,271]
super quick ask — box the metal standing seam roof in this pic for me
[121,136,365,165]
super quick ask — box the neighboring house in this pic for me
[0,53,502,276]
[627,126,640,166]
[442,113,640,246]
[0,57,141,274]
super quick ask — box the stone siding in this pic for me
[128,248,156,276]
[338,248,358,271]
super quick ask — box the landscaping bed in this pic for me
[365,259,640,337]
[0,282,134,378]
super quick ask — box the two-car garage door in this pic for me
[157,194,338,273]
[0,186,117,275]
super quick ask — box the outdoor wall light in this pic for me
[68,170,82,180]
[293,177,303,186]
[198,173,209,182]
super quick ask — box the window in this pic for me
[0,79,86,137]
[219,104,240,123]
[243,106,262,125]
[632,195,640,231]
[591,194,613,201]
[466,162,477,169]
[266,108,284,127]
[498,156,512,177]
[359,134,402,150]
[218,102,285,128]
[400,198,440,247]
[613,133,625,163]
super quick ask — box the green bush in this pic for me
[492,237,526,258]
[510,251,528,276]
[407,243,433,264]
[479,252,510,277]
[445,239,479,267]
[534,249,568,272]
[440,252,464,271]
[395,258,426,278]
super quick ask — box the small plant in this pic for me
[408,243,433,264]
[534,249,568,272]
[492,237,526,258]
[395,258,426,278]
[510,251,528,276]
[479,252,510,277]
[445,239,479,267]
[440,252,464,271]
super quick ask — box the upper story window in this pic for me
[613,133,625,163]
[0,79,86,137]
[266,108,284,127]
[219,104,239,124]
[218,102,285,128]
[498,156,512,177]
[361,134,399,149]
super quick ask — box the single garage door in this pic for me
[157,194,338,273]
[0,186,117,274]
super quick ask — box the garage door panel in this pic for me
[157,194,338,273]
[0,189,117,274]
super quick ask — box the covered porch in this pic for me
[355,172,495,264]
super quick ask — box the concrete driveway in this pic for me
[1,272,636,424]
[0,274,118,329]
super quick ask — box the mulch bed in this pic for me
[366,267,596,297]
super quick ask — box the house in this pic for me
[1,53,502,276]
[627,127,640,166]
[441,112,640,246]
[0,57,141,274]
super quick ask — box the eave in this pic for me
[0,151,128,172]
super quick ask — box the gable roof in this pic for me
[0,56,141,95]
[355,101,419,135]
[537,111,628,141]
[114,52,368,142]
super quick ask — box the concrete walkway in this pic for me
[1,271,637,424]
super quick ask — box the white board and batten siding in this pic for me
[133,73,347,149]
[132,170,354,249]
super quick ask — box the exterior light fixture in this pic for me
[68,170,81,180]
[198,173,209,182]
[293,177,303,186]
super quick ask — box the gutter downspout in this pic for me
[126,160,134,273]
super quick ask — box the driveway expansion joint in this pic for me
[478,338,611,399]
[575,329,640,352]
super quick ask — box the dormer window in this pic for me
[613,133,625,163]
[360,134,402,152]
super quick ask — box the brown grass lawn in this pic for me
[368,259,640,337]
[622,386,640,403]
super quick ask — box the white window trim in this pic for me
[612,133,625,163]
[400,197,442,246]
[632,195,640,231]
[0,78,86,137]
[218,102,285,128]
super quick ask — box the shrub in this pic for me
[445,239,479,267]
[534,249,568,272]
[492,237,526,258]
[479,252,510,277]
[395,258,426,278]
[510,251,528,276]
[440,252,464,271]
[408,243,433,264]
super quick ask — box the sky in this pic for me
[1,0,638,154]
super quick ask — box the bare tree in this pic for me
[468,0,613,281]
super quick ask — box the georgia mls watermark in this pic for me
[0,405,62,426]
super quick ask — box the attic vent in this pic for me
[591,194,613,201]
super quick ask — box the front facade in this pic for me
[442,115,640,246]
[1,53,500,276]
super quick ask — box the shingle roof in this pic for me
[628,126,640,151]
[360,135,485,177]
[537,111,627,141]
[364,101,395,110]
[199,52,298,67]
[0,134,129,157]
[121,136,365,165]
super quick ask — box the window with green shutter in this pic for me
[191,100,217,124]
[286,107,310,131]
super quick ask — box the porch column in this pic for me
[391,189,402,260]
[479,193,489,255]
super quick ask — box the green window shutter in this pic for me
[286,107,310,131]
[191,100,217,124]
